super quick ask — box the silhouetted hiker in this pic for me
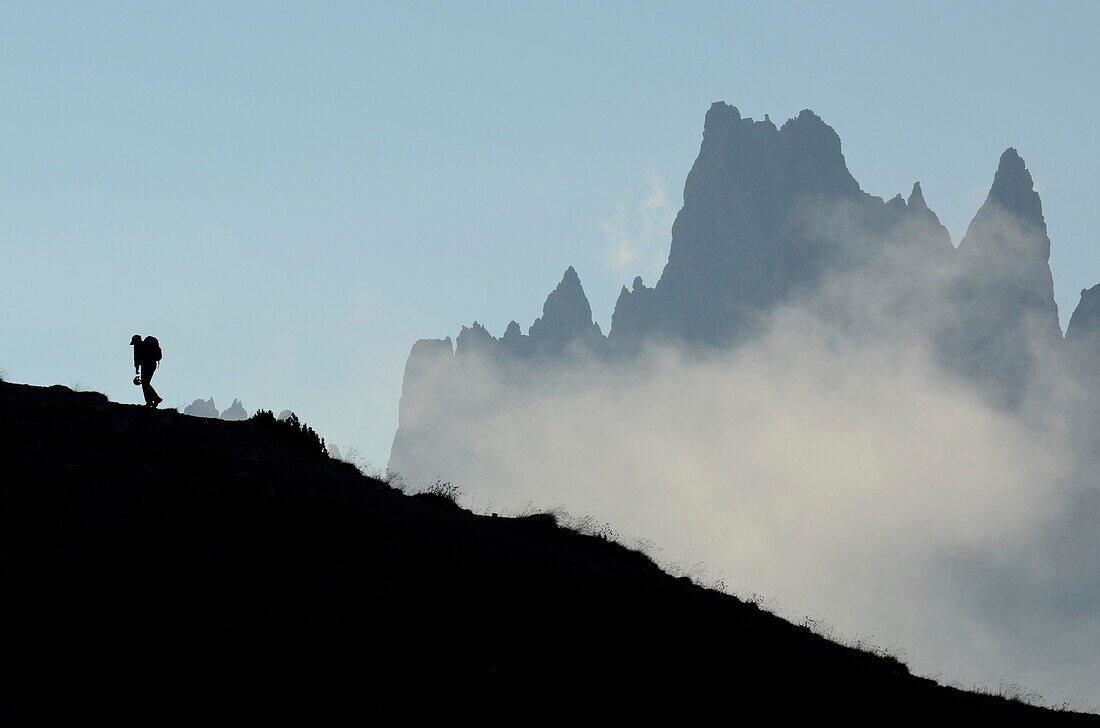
[130,334,163,408]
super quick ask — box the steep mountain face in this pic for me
[609,103,952,347]
[1067,283,1100,385]
[1067,283,1100,351]
[941,149,1062,405]
[388,336,456,481]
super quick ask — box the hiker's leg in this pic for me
[141,363,160,405]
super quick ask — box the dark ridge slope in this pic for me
[1,383,1093,722]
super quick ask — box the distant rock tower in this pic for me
[184,398,219,418]
[220,399,248,421]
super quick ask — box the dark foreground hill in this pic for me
[1,383,1094,722]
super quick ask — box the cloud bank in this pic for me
[392,177,1100,709]
[601,171,674,279]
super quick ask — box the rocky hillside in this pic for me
[2,381,1095,721]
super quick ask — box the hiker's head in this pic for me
[130,335,142,346]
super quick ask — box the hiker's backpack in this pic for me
[145,336,163,363]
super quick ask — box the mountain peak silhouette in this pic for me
[391,102,1081,476]
[526,266,602,354]
[908,181,928,211]
[986,147,1045,227]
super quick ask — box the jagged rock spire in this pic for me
[987,148,1045,229]
[456,321,496,356]
[944,148,1061,406]
[959,149,1050,259]
[528,267,602,355]
[908,181,928,212]
[612,103,877,346]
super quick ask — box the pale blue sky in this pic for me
[3,1,1098,466]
